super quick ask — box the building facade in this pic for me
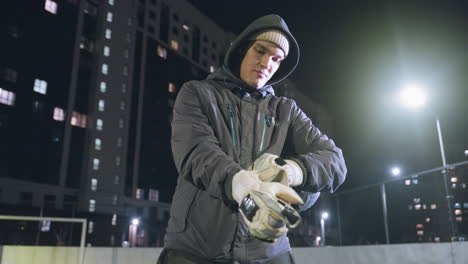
[0,0,233,247]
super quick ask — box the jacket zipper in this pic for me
[259,114,271,152]
[228,105,237,146]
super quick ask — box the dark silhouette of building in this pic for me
[0,0,233,247]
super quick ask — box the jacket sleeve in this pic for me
[286,100,347,194]
[171,81,243,201]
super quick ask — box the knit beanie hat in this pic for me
[253,30,290,56]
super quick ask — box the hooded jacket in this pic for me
[164,14,347,262]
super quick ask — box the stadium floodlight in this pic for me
[391,166,401,176]
[400,83,426,109]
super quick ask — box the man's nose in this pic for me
[259,55,272,70]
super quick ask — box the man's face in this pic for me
[239,40,285,89]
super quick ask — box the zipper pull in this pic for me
[265,114,271,127]
[228,105,236,146]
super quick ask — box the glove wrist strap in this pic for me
[284,159,303,186]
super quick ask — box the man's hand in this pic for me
[250,153,303,186]
[232,170,303,242]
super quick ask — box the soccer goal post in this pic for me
[0,215,87,264]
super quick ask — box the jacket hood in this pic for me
[223,14,300,87]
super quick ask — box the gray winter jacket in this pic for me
[164,15,347,263]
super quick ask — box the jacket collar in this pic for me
[207,66,275,99]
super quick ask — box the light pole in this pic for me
[399,83,457,240]
[320,212,329,246]
[380,166,400,244]
[129,218,139,247]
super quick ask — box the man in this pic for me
[157,14,347,263]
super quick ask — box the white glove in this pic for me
[250,153,303,186]
[232,170,304,242]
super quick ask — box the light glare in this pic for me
[321,212,329,220]
[131,218,139,225]
[400,83,426,108]
[391,167,401,176]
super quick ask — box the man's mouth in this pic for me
[255,71,267,78]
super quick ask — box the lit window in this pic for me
[451,177,458,183]
[98,99,105,111]
[115,156,121,166]
[430,204,437,210]
[100,81,107,93]
[123,65,128,76]
[119,118,124,128]
[34,79,47,94]
[112,195,118,205]
[149,189,159,201]
[89,200,96,212]
[416,224,423,229]
[455,209,462,216]
[417,230,424,236]
[0,88,16,106]
[157,45,167,59]
[120,100,126,110]
[412,179,418,185]
[462,183,467,189]
[95,138,102,150]
[108,0,114,5]
[40,220,51,232]
[464,203,468,208]
[93,158,100,170]
[105,29,112,39]
[91,178,98,191]
[210,66,215,73]
[96,119,103,130]
[183,24,190,31]
[104,46,110,56]
[408,205,413,210]
[121,83,127,93]
[53,107,65,121]
[44,0,58,15]
[106,12,113,22]
[434,237,440,242]
[136,188,144,200]
[114,175,120,184]
[88,221,94,233]
[425,217,431,223]
[168,82,176,93]
[102,64,108,75]
[456,216,463,222]
[170,40,179,51]
[405,179,411,186]
[455,203,461,208]
[413,198,421,203]
[414,204,421,210]
[112,214,117,226]
[452,183,457,189]
[71,112,87,128]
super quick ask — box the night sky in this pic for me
[191,0,468,191]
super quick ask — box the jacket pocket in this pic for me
[167,181,198,232]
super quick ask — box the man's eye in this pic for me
[256,49,266,55]
[272,57,282,63]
